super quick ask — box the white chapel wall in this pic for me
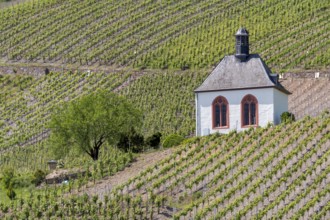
[273,88,289,124]
[196,88,275,135]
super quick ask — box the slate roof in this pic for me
[195,54,291,94]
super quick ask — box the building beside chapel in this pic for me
[195,28,290,136]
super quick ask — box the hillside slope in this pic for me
[1,113,329,219]
[0,69,207,174]
[0,0,329,71]
[1,70,329,174]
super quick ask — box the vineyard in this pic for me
[0,113,329,219]
[1,69,330,174]
[0,69,207,176]
[0,0,329,71]
[0,69,329,218]
[1,0,330,218]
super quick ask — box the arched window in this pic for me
[241,94,258,127]
[213,96,229,128]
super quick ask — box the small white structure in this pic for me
[195,28,290,136]
[315,72,320,78]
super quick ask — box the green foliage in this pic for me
[0,203,9,213]
[162,134,184,148]
[6,187,16,200]
[32,170,46,186]
[281,111,296,123]
[1,167,14,189]
[117,127,144,153]
[0,71,139,182]
[49,90,142,160]
[1,167,18,200]
[7,187,16,200]
[12,175,33,188]
[145,132,162,148]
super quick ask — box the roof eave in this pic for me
[194,85,291,94]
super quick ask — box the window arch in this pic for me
[241,94,258,127]
[212,96,229,128]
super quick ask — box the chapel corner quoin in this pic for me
[195,27,291,136]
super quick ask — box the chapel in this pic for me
[195,28,290,136]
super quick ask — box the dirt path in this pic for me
[76,148,173,199]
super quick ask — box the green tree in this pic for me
[49,91,142,161]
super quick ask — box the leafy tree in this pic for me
[49,91,142,161]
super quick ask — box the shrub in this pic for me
[12,174,34,188]
[281,112,295,123]
[32,170,46,186]
[162,134,184,148]
[1,168,14,189]
[0,204,9,213]
[117,127,144,153]
[145,132,162,148]
[6,185,16,200]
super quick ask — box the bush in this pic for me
[1,168,14,189]
[162,134,184,148]
[145,132,162,148]
[281,112,295,123]
[117,127,144,153]
[6,187,16,200]
[32,170,46,186]
[12,175,34,188]
[0,204,9,213]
